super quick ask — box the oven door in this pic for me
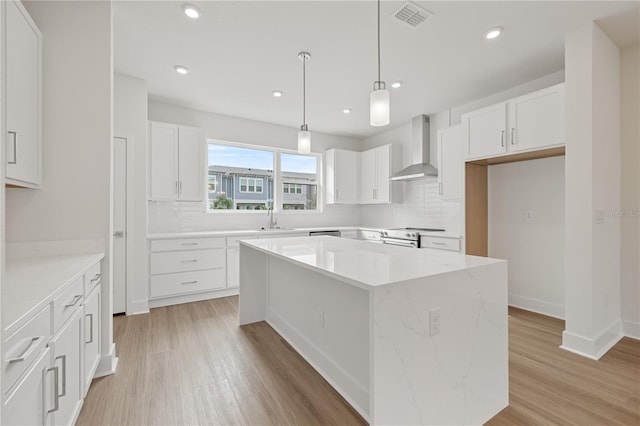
[381,237,418,248]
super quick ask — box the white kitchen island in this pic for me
[239,236,508,425]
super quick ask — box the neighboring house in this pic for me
[208,165,317,210]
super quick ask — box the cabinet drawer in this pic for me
[226,235,258,248]
[150,269,226,298]
[150,249,225,275]
[420,236,461,252]
[52,277,84,332]
[84,261,101,296]
[151,237,225,252]
[3,304,51,394]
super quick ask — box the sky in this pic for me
[208,144,317,173]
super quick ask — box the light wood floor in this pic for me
[77,298,640,426]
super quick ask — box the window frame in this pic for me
[206,139,322,214]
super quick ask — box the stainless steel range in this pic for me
[379,227,445,248]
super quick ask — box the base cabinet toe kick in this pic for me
[238,238,509,425]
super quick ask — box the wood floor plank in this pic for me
[77,297,639,426]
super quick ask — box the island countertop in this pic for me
[240,235,503,289]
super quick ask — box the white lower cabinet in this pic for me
[82,285,101,397]
[2,258,103,426]
[48,308,83,426]
[2,348,52,426]
[149,237,227,305]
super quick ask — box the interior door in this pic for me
[112,136,127,314]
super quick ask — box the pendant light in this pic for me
[370,0,389,127]
[297,52,311,154]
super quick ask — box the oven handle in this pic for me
[381,238,417,248]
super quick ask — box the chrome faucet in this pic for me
[267,204,277,229]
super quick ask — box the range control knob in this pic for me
[406,233,411,237]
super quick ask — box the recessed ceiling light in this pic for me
[182,4,201,19]
[391,81,403,89]
[485,27,503,40]
[343,108,352,114]
[174,65,189,75]
[272,90,283,97]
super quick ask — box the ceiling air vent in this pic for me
[391,2,432,28]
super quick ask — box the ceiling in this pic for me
[114,1,639,138]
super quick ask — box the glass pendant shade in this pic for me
[297,129,311,154]
[370,88,390,126]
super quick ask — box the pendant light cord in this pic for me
[303,55,306,126]
[377,0,381,83]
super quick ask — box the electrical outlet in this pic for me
[429,308,440,336]
[525,210,535,222]
[318,311,325,328]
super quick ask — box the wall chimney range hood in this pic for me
[390,115,438,181]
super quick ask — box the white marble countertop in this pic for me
[147,226,362,240]
[3,253,104,335]
[241,236,502,290]
[148,227,462,240]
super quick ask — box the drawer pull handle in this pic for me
[55,355,67,397]
[86,313,94,344]
[46,366,60,414]
[182,243,198,246]
[7,336,43,364]
[65,294,83,308]
[90,273,102,283]
[432,242,446,246]
[181,259,198,263]
[181,281,198,285]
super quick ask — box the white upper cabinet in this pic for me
[437,125,464,199]
[149,121,205,201]
[507,84,565,153]
[360,145,393,204]
[463,83,565,161]
[463,102,507,160]
[325,148,359,204]
[5,0,42,188]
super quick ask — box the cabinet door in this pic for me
[437,125,463,199]
[227,247,239,288]
[374,145,391,203]
[49,309,83,426]
[6,0,41,186]
[334,150,359,203]
[178,127,204,201]
[508,84,564,152]
[359,149,376,204]
[463,102,507,160]
[149,122,179,200]
[2,348,53,426]
[82,286,101,397]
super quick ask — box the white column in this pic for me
[562,21,623,359]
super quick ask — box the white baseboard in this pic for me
[266,309,370,422]
[623,320,640,340]
[127,299,150,316]
[508,293,564,319]
[94,343,118,377]
[148,287,239,309]
[561,319,623,360]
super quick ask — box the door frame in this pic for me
[112,133,135,315]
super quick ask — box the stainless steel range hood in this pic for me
[390,115,438,181]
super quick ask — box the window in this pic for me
[281,152,318,210]
[207,141,320,212]
[239,177,263,193]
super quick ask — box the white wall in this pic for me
[147,101,362,232]
[114,74,149,314]
[5,1,115,366]
[563,22,622,359]
[489,157,565,318]
[620,43,639,339]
